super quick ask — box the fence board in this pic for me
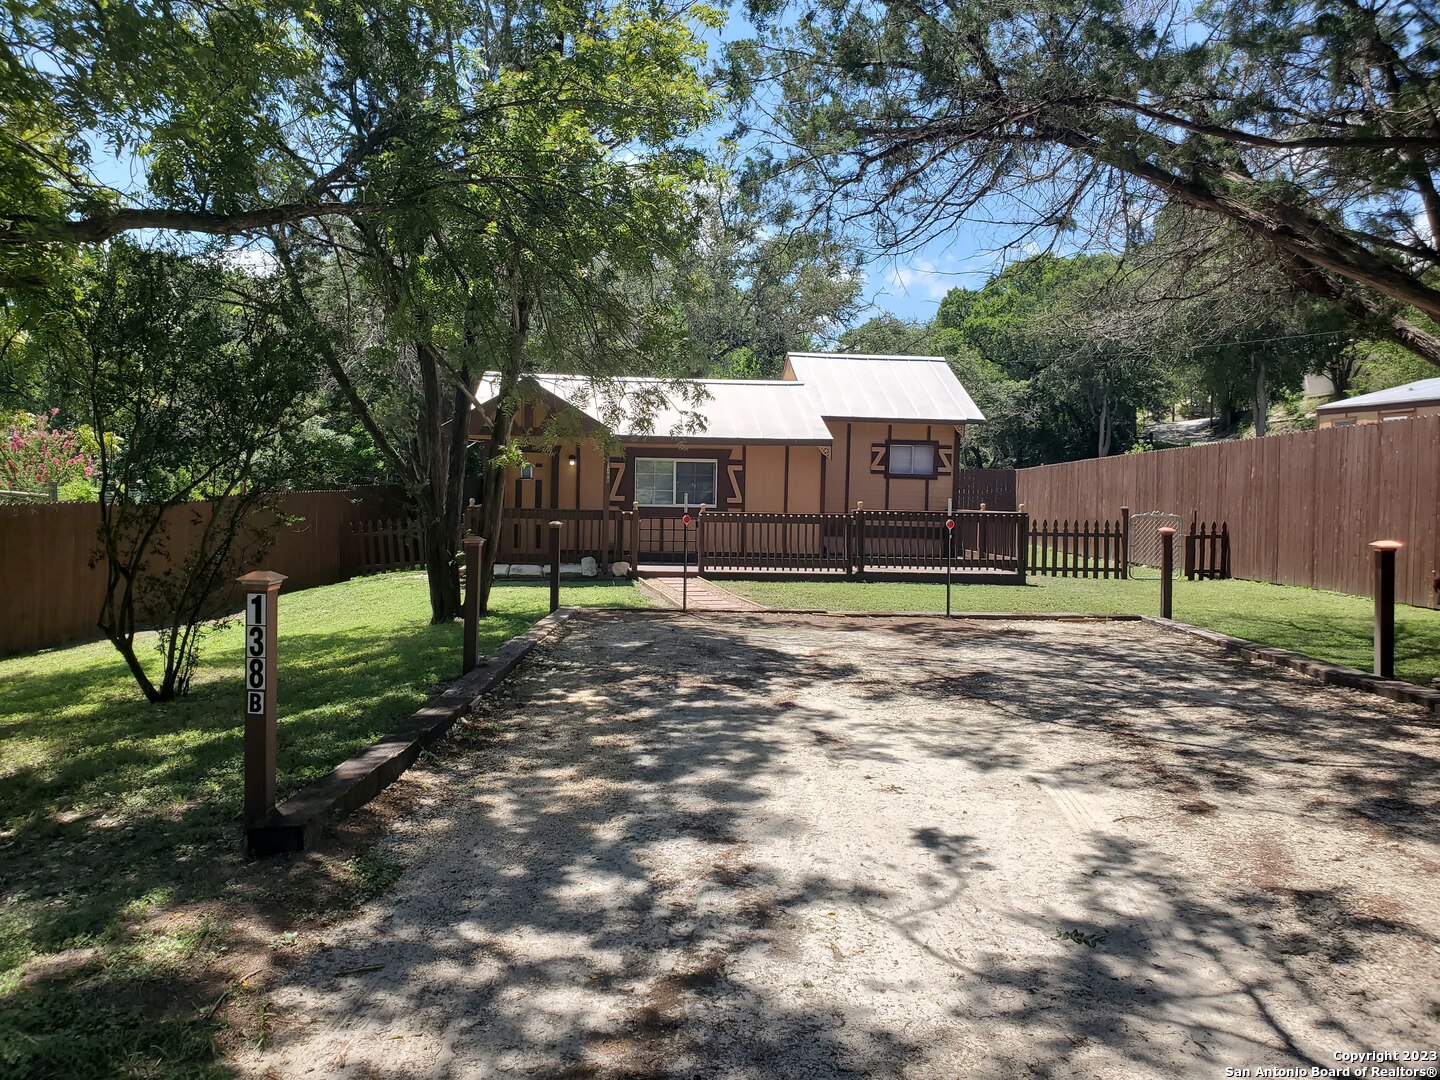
[0,486,407,656]
[1015,415,1440,608]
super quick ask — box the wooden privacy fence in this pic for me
[1015,414,1440,608]
[0,485,408,656]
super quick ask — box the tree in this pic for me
[739,0,1440,367]
[270,0,720,621]
[50,244,315,701]
[677,169,865,377]
[1,409,96,499]
[937,255,1172,460]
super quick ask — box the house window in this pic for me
[634,458,717,507]
[887,442,937,478]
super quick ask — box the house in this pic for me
[1314,377,1440,428]
[466,353,985,526]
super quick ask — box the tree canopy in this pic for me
[737,0,1440,366]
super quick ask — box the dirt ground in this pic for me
[237,612,1440,1079]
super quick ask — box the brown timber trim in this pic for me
[819,447,828,513]
[884,424,893,508]
[843,424,853,510]
[924,426,932,510]
[783,444,790,513]
[573,443,581,509]
[622,436,828,446]
[550,448,559,509]
[952,428,961,506]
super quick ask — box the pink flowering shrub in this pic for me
[1,410,98,500]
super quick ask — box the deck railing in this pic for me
[461,502,1237,583]
[1026,517,1128,578]
[699,512,852,573]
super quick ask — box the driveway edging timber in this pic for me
[1142,615,1440,715]
[245,606,581,858]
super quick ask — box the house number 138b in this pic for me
[245,592,267,714]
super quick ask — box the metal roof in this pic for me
[471,353,984,443]
[1314,376,1440,413]
[785,352,985,423]
[471,374,834,443]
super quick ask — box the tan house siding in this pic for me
[473,372,975,515]
[1317,403,1440,428]
[823,420,962,512]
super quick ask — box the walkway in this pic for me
[637,573,763,611]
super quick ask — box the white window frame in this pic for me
[634,457,718,507]
[887,441,937,478]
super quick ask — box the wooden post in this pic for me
[1120,505,1131,579]
[1158,527,1175,619]
[945,513,954,617]
[462,535,483,673]
[548,520,562,613]
[1018,511,1030,584]
[696,505,706,575]
[854,501,865,576]
[682,504,692,611]
[630,501,640,576]
[237,570,287,830]
[1370,540,1403,678]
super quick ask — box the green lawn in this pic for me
[0,573,646,1079]
[723,575,1440,688]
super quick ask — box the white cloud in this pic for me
[879,253,992,304]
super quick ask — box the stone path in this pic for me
[638,573,764,611]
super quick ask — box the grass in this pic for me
[0,573,647,1079]
[722,575,1440,688]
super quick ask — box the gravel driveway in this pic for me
[239,612,1440,1079]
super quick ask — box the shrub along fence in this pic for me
[0,486,406,656]
[1015,414,1440,608]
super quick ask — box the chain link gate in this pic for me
[1127,511,1182,579]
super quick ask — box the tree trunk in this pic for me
[1253,358,1268,437]
[476,401,516,615]
[1096,391,1112,457]
[1218,392,1235,433]
[475,287,531,615]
